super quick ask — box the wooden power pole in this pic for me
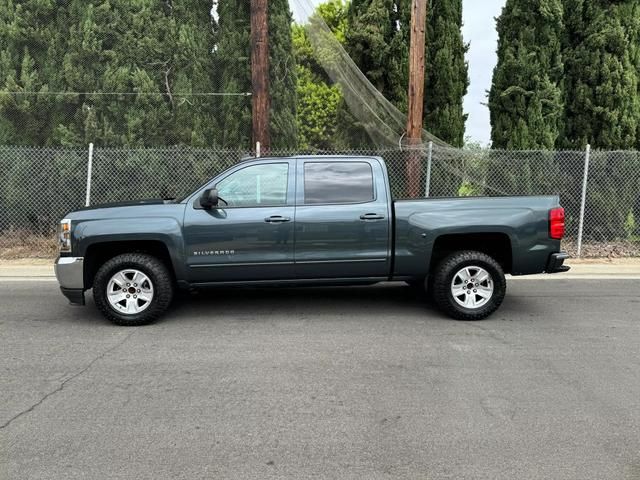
[405,0,427,198]
[251,0,270,154]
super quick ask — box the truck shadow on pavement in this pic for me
[77,283,531,326]
[167,283,444,323]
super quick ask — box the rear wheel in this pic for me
[93,253,174,326]
[431,250,506,320]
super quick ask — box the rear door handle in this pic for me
[359,213,385,221]
[264,215,291,223]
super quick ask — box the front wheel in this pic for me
[93,253,174,326]
[431,250,506,321]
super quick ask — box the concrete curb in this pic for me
[1,261,640,281]
[0,265,55,278]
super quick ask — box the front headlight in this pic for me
[58,219,72,253]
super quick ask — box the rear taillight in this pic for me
[550,207,565,239]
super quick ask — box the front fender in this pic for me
[72,218,187,281]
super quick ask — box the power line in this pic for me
[0,91,251,96]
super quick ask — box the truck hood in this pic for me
[76,199,172,211]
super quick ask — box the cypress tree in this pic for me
[484,0,565,200]
[268,0,297,149]
[0,0,67,145]
[424,0,469,148]
[561,0,640,240]
[0,0,219,146]
[424,0,469,197]
[341,0,471,149]
[345,0,409,112]
[561,0,640,149]
[488,0,564,149]
[213,0,252,148]
[214,0,297,150]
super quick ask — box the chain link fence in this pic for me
[1,144,639,258]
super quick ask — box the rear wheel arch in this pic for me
[429,232,513,275]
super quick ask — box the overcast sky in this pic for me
[290,0,507,146]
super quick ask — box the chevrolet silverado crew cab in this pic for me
[55,155,570,326]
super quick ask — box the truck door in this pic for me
[183,160,296,283]
[294,158,391,279]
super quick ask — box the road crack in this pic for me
[0,331,135,430]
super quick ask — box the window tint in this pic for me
[217,163,288,207]
[304,162,374,204]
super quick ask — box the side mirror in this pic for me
[199,188,219,209]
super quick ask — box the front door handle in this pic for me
[264,215,291,223]
[360,213,385,221]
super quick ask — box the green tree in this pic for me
[268,0,298,149]
[425,0,470,196]
[0,0,219,146]
[345,0,409,111]
[560,1,640,240]
[214,0,297,150]
[425,0,469,148]
[293,0,349,150]
[341,0,469,150]
[295,64,342,149]
[0,0,66,145]
[483,0,564,206]
[488,0,563,150]
[213,0,252,148]
[561,0,640,149]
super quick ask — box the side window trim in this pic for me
[300,160,377,206]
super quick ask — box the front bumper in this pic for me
[60,287,85,306]
[55,257,85,305]
[546,252,571,273]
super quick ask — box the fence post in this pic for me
[256,141,261,158]
[576,144,591,258]
[425,141,433,197]
[85,142,94,207]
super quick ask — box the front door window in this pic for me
[217,163,289,207]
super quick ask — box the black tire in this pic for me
[431,250,506,321]
[93,253,174,326]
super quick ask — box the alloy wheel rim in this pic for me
[106,269,154,315]
[450,266,494,309]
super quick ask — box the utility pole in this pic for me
[405,0,427,198]
[251,0,270,154]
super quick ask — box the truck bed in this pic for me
[392,196,561,277]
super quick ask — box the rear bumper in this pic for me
[546,252,571,273]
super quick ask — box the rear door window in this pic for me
[303,162,374,204]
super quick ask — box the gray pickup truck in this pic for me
[55,155,569,325]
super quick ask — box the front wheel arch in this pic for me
[83,240,175,289]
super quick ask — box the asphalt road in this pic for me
[1,279,639,480]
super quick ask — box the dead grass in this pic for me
[562,239,640,259]
[0,232,58,260]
